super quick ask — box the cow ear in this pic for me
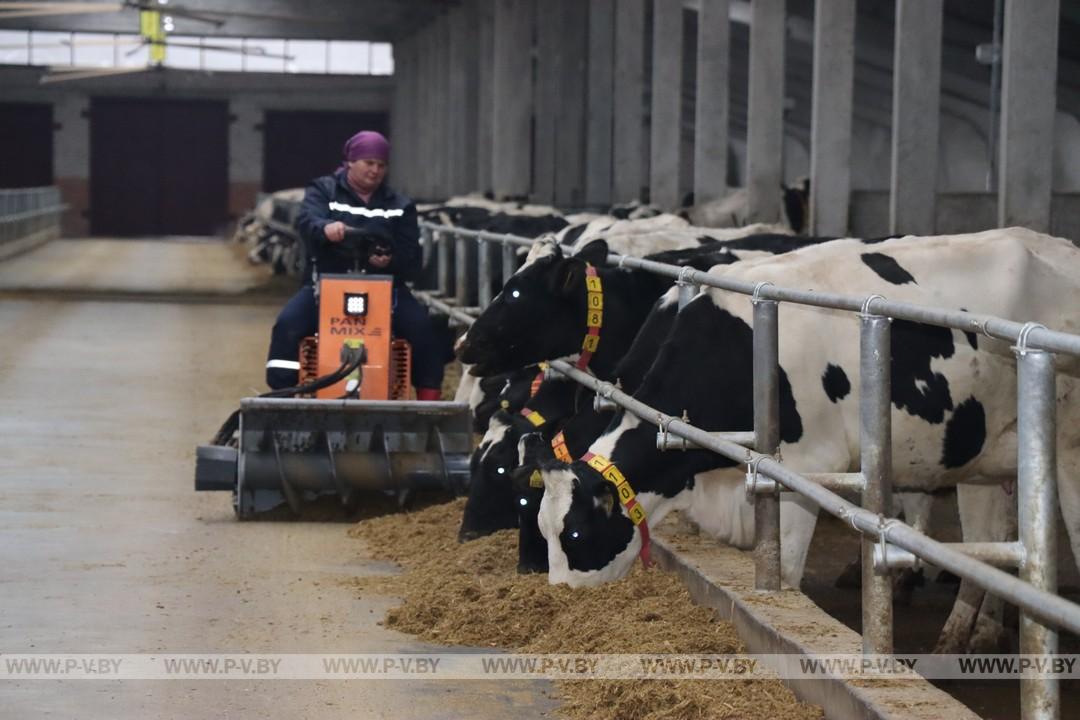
[548,256,587,297]
[592,481,617,517]
[511,463,543,492]
[573,239,609,267]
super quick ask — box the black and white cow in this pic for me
[535,229,1080,606]
[457,239,791,547]
[679,179,811,234]
[458,239,673,379]
[458,372,583,541]
[416,197,570,292]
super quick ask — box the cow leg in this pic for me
[935,483,1013,654]
[779,493,820,588]
[1055,425,1080,579]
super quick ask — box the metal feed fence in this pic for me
[417,220,1080,720]
[0,186,66,254]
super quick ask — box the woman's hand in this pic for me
[367,249,392,269]
[324,221,347,242]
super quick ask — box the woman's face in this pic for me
[348,158,388,194]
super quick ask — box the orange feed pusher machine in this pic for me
[194,271,471,519]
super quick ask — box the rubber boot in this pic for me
[416,387,442,401]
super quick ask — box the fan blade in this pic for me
[39,64,148,83]
[123,1,223,27]
[0,2,122,20]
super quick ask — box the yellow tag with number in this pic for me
[582,334,600,352]
[586,276,602,292]
[529,469,544,488]
[601,465,625,485]
[615,482,635,503]
[628,504,646,525]
[525,410,546,427]
[586,455,611,473]
[586,310,603,328]
[588,292,603,310]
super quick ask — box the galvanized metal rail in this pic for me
[419,220,1080,720]
[0,186,65,252]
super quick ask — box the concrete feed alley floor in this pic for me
[0,237,556,719]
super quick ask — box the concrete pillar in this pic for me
[585,0,615,208]
[459,1,481,193]
[227,99,262,221]
[435,14,452,199]
[809,0,855,236]
[492,0,533,199]
[999,0,1060,231]
[889,0,942,236]
[694,0,730,204]
[555,0,588,208]
[447,7,471,196]
[650,0,684,209]
[533,2,559,204]
[390,38,407,189]
[415,25,432,199]
[405,36,421,195]
[405,36,421,196]
[613,0,647,202]
[53,93,89,236]
[746,0,784,223]
[476,0,495,195]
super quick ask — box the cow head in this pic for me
[458,239,610,376]
[458,411,531,541]
[512,432,553,574]
[536,459,641,587]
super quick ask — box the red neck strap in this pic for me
[579,451,652,568]
[577,264,603,370]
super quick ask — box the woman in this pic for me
[264,130,445,400]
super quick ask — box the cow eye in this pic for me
[570,530,580,540]
[518,497,528,507]
[496,467,506,475]
[510,289,521,299]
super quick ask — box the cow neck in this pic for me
[518,363,550,429]
[579,451,653,569]
[576,264,603,370]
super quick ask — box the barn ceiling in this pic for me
[0,0,458,41]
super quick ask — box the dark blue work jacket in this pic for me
[294,170,421,286]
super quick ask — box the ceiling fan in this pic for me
[0,2,302,83]
[0,1,340,27]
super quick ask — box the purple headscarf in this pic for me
[342,130,390,168]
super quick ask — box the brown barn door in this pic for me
[0,102,53,188]
[90,97,228,236]
[263,110,388,192]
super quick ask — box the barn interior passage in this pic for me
[0,239,557,719]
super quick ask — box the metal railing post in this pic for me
[437,231,451,297]
[420,225,433,268]
[752,293,781,591]
[455,233,469,306]
[677,272,698,311]
[478,239,492,308]
[860,304,893,654]
[1016,340,1059,720]
[501,238,516,285]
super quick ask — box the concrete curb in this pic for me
[0,228,57,263]
[653,532,981,720]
